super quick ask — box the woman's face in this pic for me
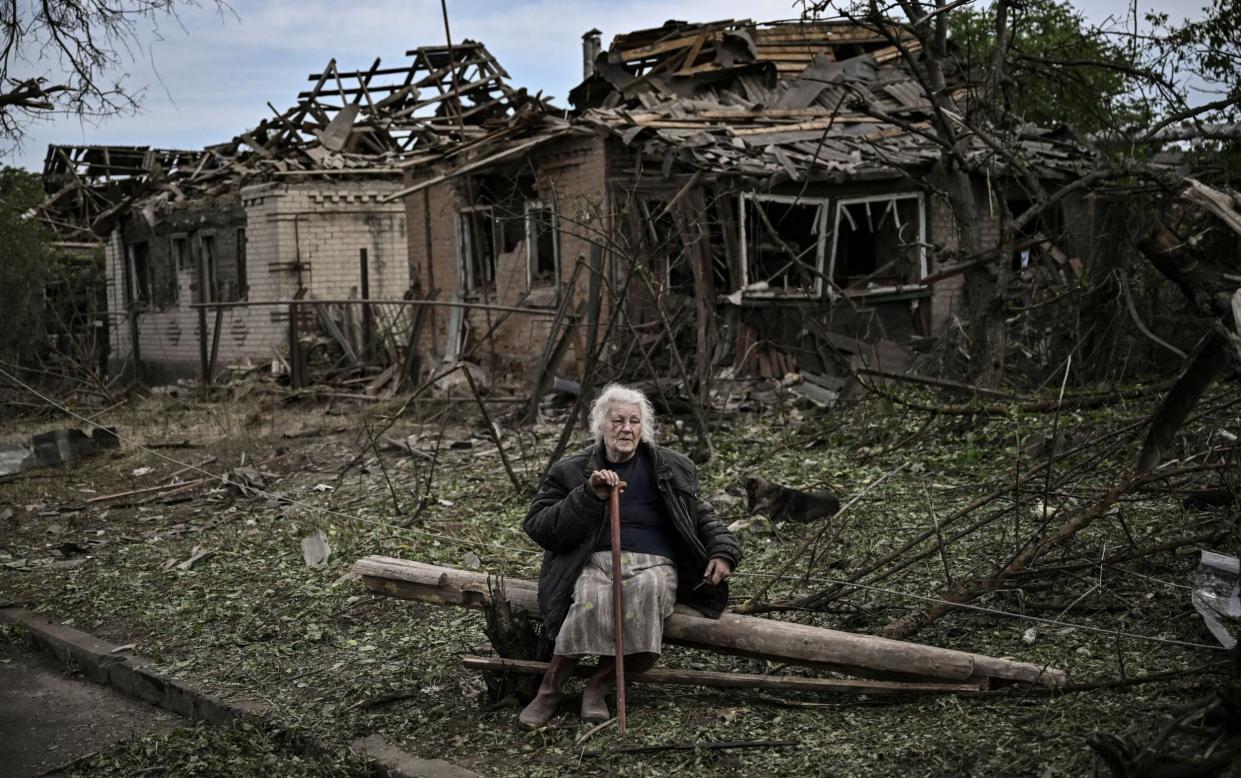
[602,402,643,462]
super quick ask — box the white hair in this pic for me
[589,383,656,445]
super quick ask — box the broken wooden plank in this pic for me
[351,557,1068,687]
[460,656,988,695]
[314,304,360,365]
[384,132,567,201]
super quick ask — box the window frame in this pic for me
[524,199,559,289]
[737,192,830,298]
[827,192,928,295]
[235,227,248,301]
[197,231,218,304]
[127,240,153,307]
[456,205,497,295]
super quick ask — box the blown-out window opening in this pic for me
[195,233,217,304]
[828,193,927,293]
[127,241,152,307]
[738,193,829,297]
[636,197,694,296]
[235,228,249,301]
[524,200,559,288]
[457,206,497,294]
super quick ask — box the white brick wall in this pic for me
[108,179,410,375]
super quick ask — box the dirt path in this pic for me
[0,640,179,777]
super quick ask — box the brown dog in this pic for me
[730,475,840,524]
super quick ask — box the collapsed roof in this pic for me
[581,19,1090,185]
[399,18,1090,196]
[36,41,550,241]
[36,19,1095,240]
[39,145,202,242]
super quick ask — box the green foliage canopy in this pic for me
[0,167,51,360]
[1151,0,1241,120]
[948,0,1146,134]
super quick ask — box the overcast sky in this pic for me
[1,0,1208,172]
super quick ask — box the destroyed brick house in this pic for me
[38,18,1094,387]
[399,19,1096,385]
[38,42,545,383]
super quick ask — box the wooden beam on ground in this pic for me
[460,656,988,695]
[351,557,1068,688]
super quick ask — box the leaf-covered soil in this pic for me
[1,380,1238,777]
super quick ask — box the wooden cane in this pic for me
[608,480,628,735]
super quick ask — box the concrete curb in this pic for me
[0,607,482,778]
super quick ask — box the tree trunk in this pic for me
[352,556,1068,687]
[930,161,1008,387]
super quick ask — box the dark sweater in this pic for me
[593,446,677,560]
[522,441,742,638]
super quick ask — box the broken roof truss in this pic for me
[35,40,548,241]
[571,19,1087,187]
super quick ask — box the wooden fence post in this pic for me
[360,248,373,362]
[198,306,210,385]
[130,306,144,383]
[288,301,304,389]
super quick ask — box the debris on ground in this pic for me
[0,428,119,477]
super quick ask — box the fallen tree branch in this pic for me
[854,367,1019,400]
[84,477,209,504]
[353,557,1068,686]
[461,364,524,494]
[764,425,1138,614]
[461,656,987,696]
[1007,529,1227,581]
[349,688,421,710]
[1119,272,1187,359]
[879,474,1135,640]
[583,739,800,758]
[856,373,1172,415]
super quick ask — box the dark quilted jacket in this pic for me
[522,441,742,638]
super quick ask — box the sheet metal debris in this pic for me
[1192,550,1240,649]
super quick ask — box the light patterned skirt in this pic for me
[554,551,677,657]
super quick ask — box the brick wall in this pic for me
[406,134,611,381]
[924,182,1005,334]
[401,138,1020,376]
[108,179,409,380]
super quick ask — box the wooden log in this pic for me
[460,656,988,695]
[85,477,208,504]
[351,557,1068,687]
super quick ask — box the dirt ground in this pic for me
[0,640,179,777]
[0,380,1238,776]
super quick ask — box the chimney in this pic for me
[582,29,602,79]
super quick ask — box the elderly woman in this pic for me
[519,383,741,728]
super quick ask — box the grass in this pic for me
[1,379,1237,777]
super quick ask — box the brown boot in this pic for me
[519,655,578,729]
[581,657,613,723]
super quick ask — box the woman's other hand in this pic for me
[703,557,733,586]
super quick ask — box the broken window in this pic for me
[196,233,217,304]
[525,201,558,287]
[127,241,152,307]
[171,235,189,272]
[829,195,925,290]
[1006,199,1064,274]
[739,194,828,296]
[638,199,694,296]
[234,228,248,301]
[458,207,496,293]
